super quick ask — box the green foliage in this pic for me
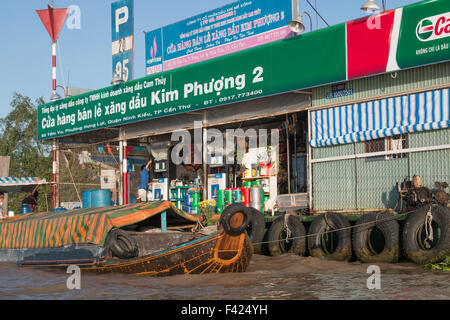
[0,93,52,213]
[425,256,450,271]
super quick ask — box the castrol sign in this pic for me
[416,12,450,42]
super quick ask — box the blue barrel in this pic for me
[91,190,112,208]
[19,204,31,215]
[184,193,191,213]
[82,190,93,208]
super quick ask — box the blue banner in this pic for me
[145,0,294,75]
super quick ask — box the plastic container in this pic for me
[225,188,233,206]
[241,188,250,207]
[232,188,242,203]
[190,190,201,214]
[184,194,191,212]
[216,190,225,214]
[91,190,112,208]
[260,162,272,176]
[251,180,262,186]
[19,204,31,215]
[82,190,93,208]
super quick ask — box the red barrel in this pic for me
[241,188,250,207]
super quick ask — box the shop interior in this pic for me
[123,110,309,214]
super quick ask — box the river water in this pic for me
[0,254,448,300]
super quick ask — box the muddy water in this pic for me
[0,255,448,300]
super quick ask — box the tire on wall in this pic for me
[352,212,399,263]
[403,204,450,265]
[267,214,306,256]
[307,212,352,261]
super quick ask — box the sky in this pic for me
[0,0,423,118]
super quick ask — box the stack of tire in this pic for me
[264,205,449,265]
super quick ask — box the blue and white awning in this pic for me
[310,88,450,147]
[0,177,49,193]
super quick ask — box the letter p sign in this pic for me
[115,7,129,33]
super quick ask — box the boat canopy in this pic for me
[0,201,199,250]
[0,177,50,194]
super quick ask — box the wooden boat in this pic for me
[0,200,253,275]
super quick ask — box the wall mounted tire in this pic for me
[247,207,266,244]
[267,215,306,256]
[219,203,252,237]
[307,212,352,261]
[403,204,450,265]
[105,229,139,259]
[352,212,399,263]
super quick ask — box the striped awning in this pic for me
[0,201,198,250]
[0,177,49,193]
[310,88,450,147]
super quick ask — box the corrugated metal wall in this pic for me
[311,62,450,211]
[312,129,450,211]
[312,61,450,109]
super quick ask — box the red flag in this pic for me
[36,5,69,43]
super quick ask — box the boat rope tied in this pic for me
[424,206,434,249]
[284,213,292,243]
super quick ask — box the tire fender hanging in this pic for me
[219,203,252,237]
[352,212,399,263]
[307,212,352,261]
[403,204,450,264]
[267,214,306,256]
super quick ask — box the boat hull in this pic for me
[83,231,253,276]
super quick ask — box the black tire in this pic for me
[105,229,139,259]
[403,204,450,264]
[267,215,306,256]
[219,203,252,236]
[352,212,399,263]
[307,212,352,261]
[247,208,266,244]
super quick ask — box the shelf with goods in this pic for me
[239,147,279,214]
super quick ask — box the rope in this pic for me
[424,205,434,249]
[252,214,398,246]
[284,213,292,243]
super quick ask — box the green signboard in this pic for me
[38,24,346,140]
